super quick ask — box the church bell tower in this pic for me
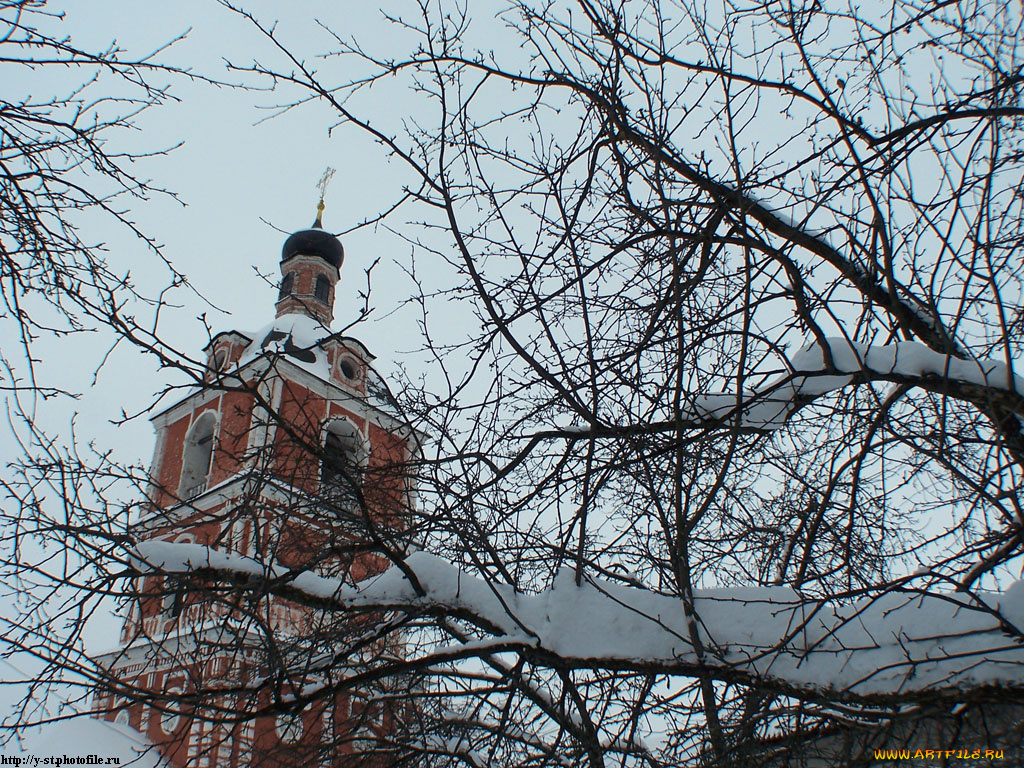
[95,200,414,767]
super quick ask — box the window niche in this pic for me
[180,412,217,499]
[348,704,381,755]
[314,274,330,303]
[278,271,295,300]
[275,713,304,745]
[206,348,227,380]
[160,534,194,630]
[162,576,185,621]
[160,685,184,736]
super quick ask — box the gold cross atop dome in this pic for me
[314,166,336,227]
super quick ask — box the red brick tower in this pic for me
[96,205,414,767]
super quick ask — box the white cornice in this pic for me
[149,354,412,438]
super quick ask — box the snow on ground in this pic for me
[135,542,1024,700]
[8,716,166,767]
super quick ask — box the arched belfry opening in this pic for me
[321,418,368,508]
[179,411,217,498]
[314,274,330,303]
[278,270,295,299]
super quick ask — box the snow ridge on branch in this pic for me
[689,338,1024,431]
[133,542,1024,701]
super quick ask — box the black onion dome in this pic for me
[281,222,344,270]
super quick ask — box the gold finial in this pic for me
[314,167,336,227]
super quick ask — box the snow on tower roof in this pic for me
[237,312,335,379]
[234,312,375,380]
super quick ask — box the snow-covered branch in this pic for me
[133,541,1024,704]
[692,337,1024,431]
[541,338,1024,438]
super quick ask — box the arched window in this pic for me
[206,349,226,378]
[349,704,380,754]
[314,274,330,303]
[163,577,185,620]
[278,271,295,300]
[180,412,217,498]
[321,419,367,507]
[160,685,184,735]
[350,723,376,754]
[276,713,304,744]
[161,533,194,627]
